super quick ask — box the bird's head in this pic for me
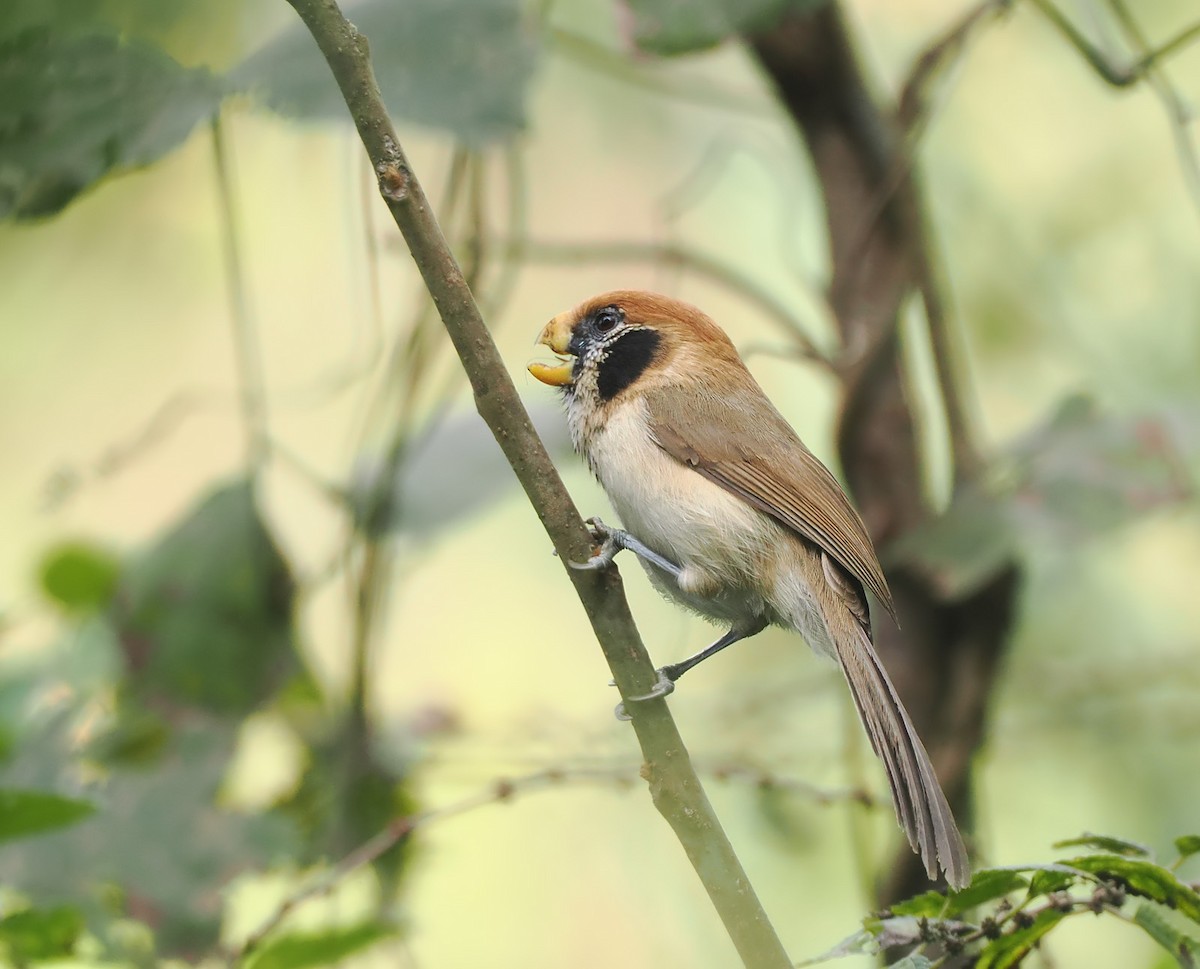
[529,290,740,402]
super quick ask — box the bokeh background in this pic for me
[1,0,1198,966]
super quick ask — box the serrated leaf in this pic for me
[948,869,1030,915]
[626,0,829,55]
[1063,855,1200,922]
[0,27,225,219]
[0,906,84,962]
[111,479,299,716]
[1053,832,1152,858]
[976,908,1068,969]
[234,0,536,144]
[38,540,120,614]
[1176,836,1200,863]
[1134,903,1200,967]
[0,789,95,843]
[1027,867,1079,897]
[244,921,397,969]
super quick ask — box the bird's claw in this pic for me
[569,516,620,570]
[611,669,677,720]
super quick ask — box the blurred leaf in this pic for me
[111,479,299,716]
[1062,855,1200,922]
[976,908,1068,969]
[798,916,920,965]
[0,906,84,962]
[1026,866,1080,897]
[0,715,298,956]
[353,405,572,538]
[0,0,247,65]
[234,0,536,144]
[888,957,933,969]
[891,396,1193,598]
[0,26,225,219]
[625,0,829,55]
[1176,836,1200,863]
[277,732,416,893]
[949,869,1031,915]
[38,541,120,614]
[0,789,95,843]
[1134,903,1200,967]
[244,921,398,969]
[1008,395,1193,538]
[1053,832,1152,858]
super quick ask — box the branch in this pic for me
[280,1,791,965]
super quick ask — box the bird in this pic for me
[528,289,970,889]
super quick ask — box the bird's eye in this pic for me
[594,307,621,334]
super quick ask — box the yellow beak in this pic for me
[528,312,575,387]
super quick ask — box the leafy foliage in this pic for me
[811,836,1200,967]
[0,906,84,963]
[233,0,537,144]
[0,26,225,219]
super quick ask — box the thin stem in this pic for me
[210,111,269,471]
[281,2,792,964]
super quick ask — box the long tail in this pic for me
[826,606,970,889]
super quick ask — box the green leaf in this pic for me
[1063,855,1200,922]
[626,0,830,55]
[1053,832,1152,858]
[0,788,95,843]
[244,922,398,969]
[1176,836,1200,863]
[234,0,536,144]
[890,890,947,918]
[111,479,300,715]
[1133,903,1200,967]
[38,540,120,614]
[0,906,84,962]
[0,27,225,219]
[976,908,1068,969]
[948,869,1031,915]
[1026,867,1080,897]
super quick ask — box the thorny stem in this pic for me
[280,1,792,966]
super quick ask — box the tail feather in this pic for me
[825,607,970,889]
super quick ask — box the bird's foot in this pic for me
[569,517,622,570]
[570,516,684,579]
[612,668,678,720]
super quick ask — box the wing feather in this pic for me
[645,382,896,621]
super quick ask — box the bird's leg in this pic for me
[569,516,683,579]
[615,617,769,719]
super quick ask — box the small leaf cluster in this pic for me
[809,834,1200,968]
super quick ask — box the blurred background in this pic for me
[1,0,1199,966]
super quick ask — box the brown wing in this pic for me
[644,382,896,622]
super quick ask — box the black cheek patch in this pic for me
[596,328,661,402]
